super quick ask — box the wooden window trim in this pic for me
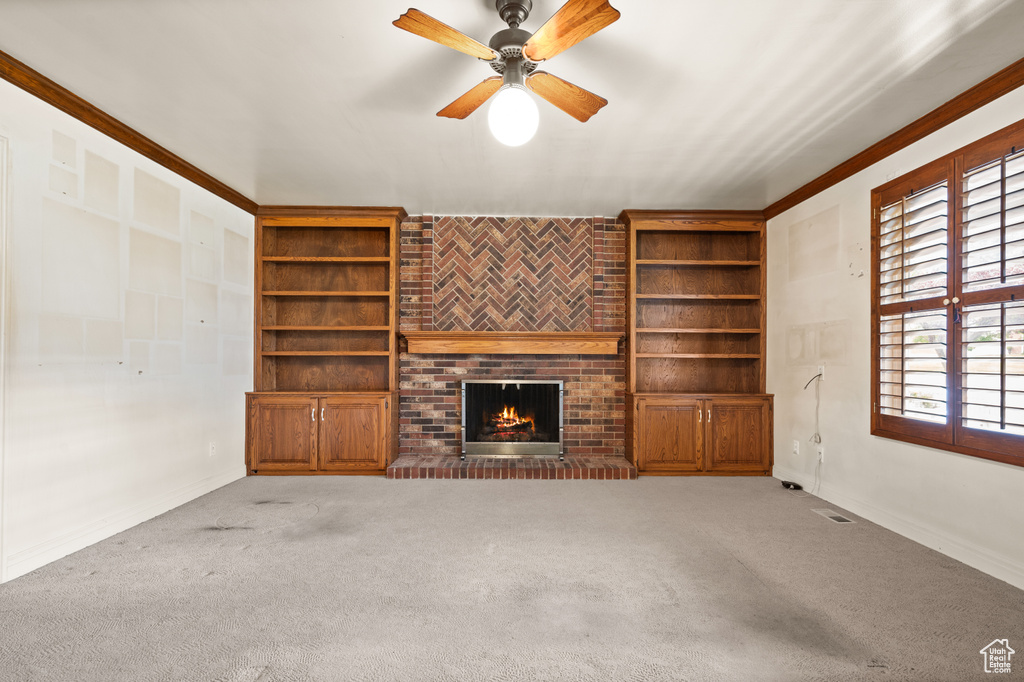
[871,117,1024,469]
[871,427,1024,468]
[873,118,1024,201]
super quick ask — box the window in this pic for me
[872,118,1024,467]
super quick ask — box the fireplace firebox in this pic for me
[461,380,564,459]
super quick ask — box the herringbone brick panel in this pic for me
[432,216,593,331]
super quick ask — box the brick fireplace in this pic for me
[389,215,634,479]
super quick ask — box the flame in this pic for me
[495,405,533,429]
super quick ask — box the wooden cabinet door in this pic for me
[636,397,703,472]
[318,395,387,471]
[706,397,771,473]
[247,395,318,472]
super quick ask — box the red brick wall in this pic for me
[400,214,432,332]
[399,215,626,459]
[433,216,593,331]
[593,217,626,334]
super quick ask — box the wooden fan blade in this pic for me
[394,9,499,61]
[526,71,607,122]
[437,77,504,119]
[522,0,620,62]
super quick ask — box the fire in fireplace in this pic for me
[483,405,536,442]
[461,380,563,458]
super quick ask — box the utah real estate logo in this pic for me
[980,639,1014,674]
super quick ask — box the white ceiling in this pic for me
[2,0,1024,216]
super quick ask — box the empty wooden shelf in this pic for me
[246,206,406,475]
[622,210,773,475]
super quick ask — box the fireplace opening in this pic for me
[461,380,563,459]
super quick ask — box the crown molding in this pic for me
[5,45,1023,223]
[763,55,1024,220]
[0,48,258,215]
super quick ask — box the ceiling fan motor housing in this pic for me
[488,26,537,78]
[495,0,532,28]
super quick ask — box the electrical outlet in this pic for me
[209,441,216,457]
[816,445,824,462]
[792,439,800,456]
[817,363,826,381]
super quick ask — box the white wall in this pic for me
[768,86,1024,590]
[0,79,253,582]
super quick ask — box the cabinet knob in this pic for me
[321,408,325,422]
[311,408,315,422]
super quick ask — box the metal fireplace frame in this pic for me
[460,379,564,460]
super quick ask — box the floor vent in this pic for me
[812,508,856,524]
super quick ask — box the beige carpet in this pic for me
[0,477,1021,681]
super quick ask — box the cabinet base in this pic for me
[628,393,774,475]
[248,469,386,476]
[637,469,772,477]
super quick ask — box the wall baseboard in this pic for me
[2,467,244,582]
[772,465,1024,591]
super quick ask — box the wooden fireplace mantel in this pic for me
[402,331,622,356]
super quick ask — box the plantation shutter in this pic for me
[872,122,1024,467]
[960,150,1024,293]
[956,147,1024,458]
[874,171,953,444]
[878,182,950,305]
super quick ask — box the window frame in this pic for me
[871,118,1024,468]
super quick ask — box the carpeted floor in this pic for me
[0,477,1021,681]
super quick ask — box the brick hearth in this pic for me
[386,456,637,480]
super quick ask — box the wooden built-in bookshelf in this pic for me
[246,207,406,474]
[621,210,773,475]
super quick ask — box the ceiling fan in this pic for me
[394,0,620,145]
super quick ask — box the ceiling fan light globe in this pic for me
[488,84,539,147]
